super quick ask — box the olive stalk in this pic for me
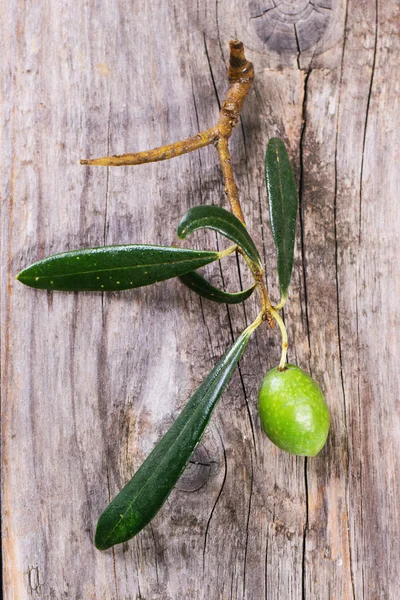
[273,298,287,311]
[246,309,265,336]
[217,244,238,259]
[270,307,288,370]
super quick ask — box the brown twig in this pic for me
[216,138,244,223]
[80,41,252,219]
[80,128,218,167]
[81,40,274,320]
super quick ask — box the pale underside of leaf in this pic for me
[179,270,256,304]
[177,205,262,269]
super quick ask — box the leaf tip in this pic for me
[94,523,112,552]
[15,270,28,285]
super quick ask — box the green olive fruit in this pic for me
[258,364,330,456]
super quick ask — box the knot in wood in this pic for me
[249,0,332,55]
[175,444,219,493]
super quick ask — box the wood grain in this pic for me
[1,0,399,598]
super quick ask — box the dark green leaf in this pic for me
[95,327,253,550]
[265,138,298,301]
[179,270,256,304]
[16,245,221,292]
[177,205,262,268]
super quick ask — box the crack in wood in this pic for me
[297,61,312,600]
[298,69,312,354]
[301,457,309,600]
[333,2,356,598]
[359,0,379,243]
[202,428,227,573]
[149,523,160,587]
[203,34,221,112]
[242,449,254,599]
[215,0,225,62]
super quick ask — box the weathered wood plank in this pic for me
[1,1,399,598]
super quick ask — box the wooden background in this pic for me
[1,1,399,598]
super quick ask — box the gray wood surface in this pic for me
[1,1,399,598]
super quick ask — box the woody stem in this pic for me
[81,40,275,323]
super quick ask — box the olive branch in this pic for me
[17,40,329,550]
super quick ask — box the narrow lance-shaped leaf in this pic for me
[16,245,222,292]
[265,138,298,302]
[177,205,262,268]
[95,325,254,550]
[179,270,256,304]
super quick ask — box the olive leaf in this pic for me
[179,270,256,304]
[177,205,262,268]
[265,138,298,302]
[16,245,222,292]
[95,326,253,550]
